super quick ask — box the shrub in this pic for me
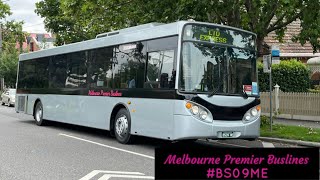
[260,115,270,127]
[314,85,320,90]
[257,62,269,92]
[308,89,320,93]
[258,59,311,92]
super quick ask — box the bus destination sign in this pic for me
[199,30,227,44]
[183,24,256,50]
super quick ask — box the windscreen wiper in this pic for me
[207,73,229,97]
[242,90,248,99]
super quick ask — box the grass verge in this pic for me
[260,116,320,142]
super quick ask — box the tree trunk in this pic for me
[19,42,23,53]
[256,36,269,58]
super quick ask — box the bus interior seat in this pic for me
[160,73,169,88]
[144,81,159,88]
[121,83,128,88]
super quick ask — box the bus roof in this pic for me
[19,20,256,61]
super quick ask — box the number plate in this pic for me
[222,132,233,138]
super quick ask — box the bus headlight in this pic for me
[244,114,251,121]
[185,101,212,123]
[200,111,208,120]
[191,106,199,115]
[242,105,261,123]
[251,108,258,116]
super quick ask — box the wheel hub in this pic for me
[36,106,42,122]
[115,115,128,138]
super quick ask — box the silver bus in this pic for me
[15,21,261,144]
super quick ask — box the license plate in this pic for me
[222,132,233,138]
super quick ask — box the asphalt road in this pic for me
[0,105,317,180]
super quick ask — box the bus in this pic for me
[15,21,261,144]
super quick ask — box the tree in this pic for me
[2,21,26,53]
[0,0,10,19]
[0,45,19,88]
[35,0,320,56]
[0,1,26,88]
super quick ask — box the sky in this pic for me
[5,0,47,33]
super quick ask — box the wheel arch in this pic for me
[33,98,42,116]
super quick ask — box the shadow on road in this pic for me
[18,119,270,149]
[19,119,175,148]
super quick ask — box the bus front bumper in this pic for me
[172,115,260,140]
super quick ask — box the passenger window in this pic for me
[66,52,88,88]
[50,55,68,88]
[19,60,38,88]
[88,47,114,88]
[145,50,176,89]
[113,42,146,89]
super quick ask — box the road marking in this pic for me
[199,139,248,148]
[98,174,154,180]
[261,141,275,148]
[59,133,154,160]
[79,170,144,180]
[79,170,154,180]
[212,141,248,148]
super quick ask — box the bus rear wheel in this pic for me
[114,108,132,144]
[34,101,46,126]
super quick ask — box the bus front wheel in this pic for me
[34,101,46,126]
[114,108,132,144]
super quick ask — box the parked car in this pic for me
[1,88,16,107]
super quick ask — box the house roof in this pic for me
[264,19,320,57]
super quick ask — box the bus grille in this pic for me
[18,96,25,112]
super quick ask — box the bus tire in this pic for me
[34,101,46,126]
[114,108,132,144]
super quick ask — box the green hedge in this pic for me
[258,59,311,92]
[308,85,320,93]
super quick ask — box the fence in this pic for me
[260,90,320,121]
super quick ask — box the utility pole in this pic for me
[269,59,272,132]
[270,45,281,132]
[0,23,4,91]
[263,54,272,131]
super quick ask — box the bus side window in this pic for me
[88,47,114,88]
[66,52,86,88]
[146,50,175,89]
[50,55,68,88]
[113,42,146,89]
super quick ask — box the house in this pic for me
[264,19,320,63]
[16,33,55,52]
[264,19,320,85]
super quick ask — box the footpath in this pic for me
[259,117,320,148]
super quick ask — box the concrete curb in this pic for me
[259,137,320,148]
[275,118,320,124]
